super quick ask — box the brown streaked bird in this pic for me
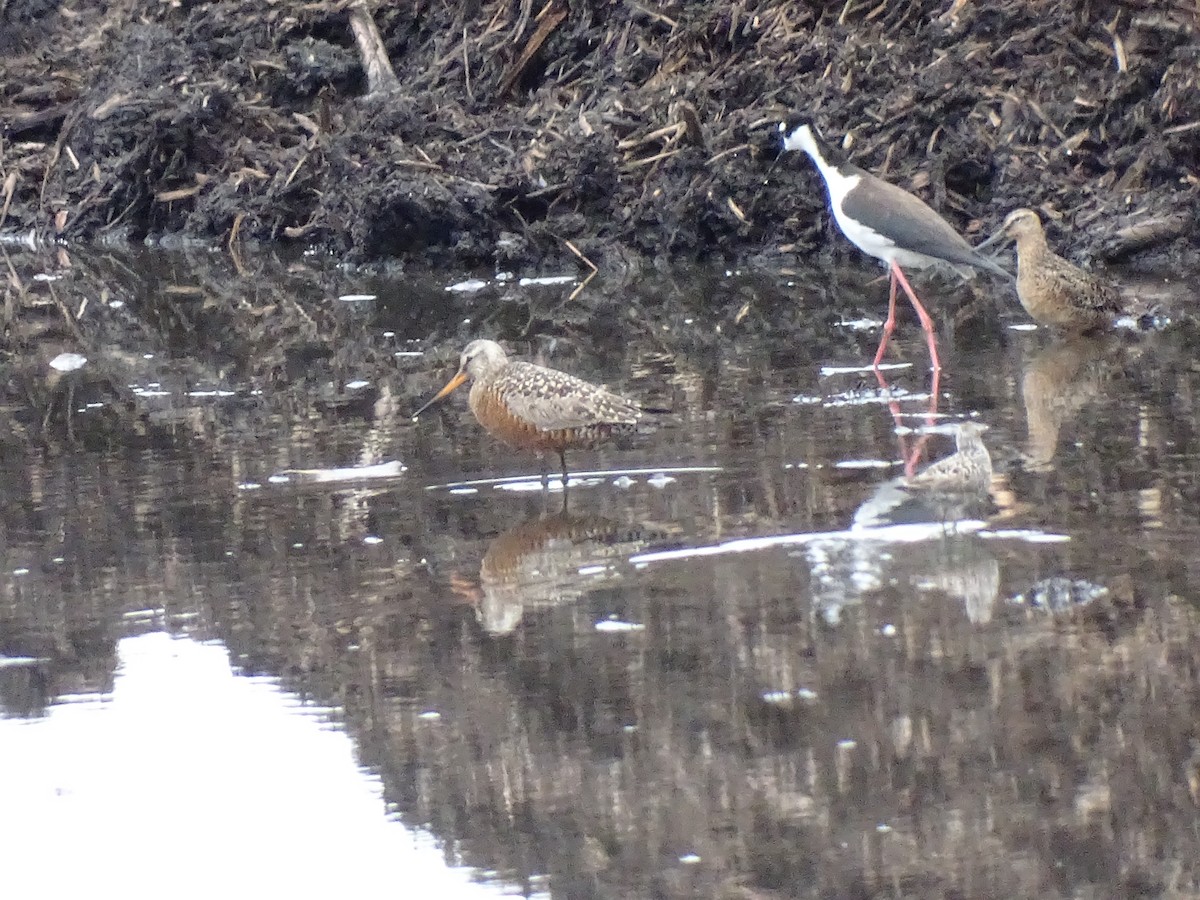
[903,422,993,495]
[977,208,1123,332]
[412,339,642,481]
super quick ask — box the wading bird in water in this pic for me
[976,208,1128,333]
[412,339,643,483]
[778,119,1010,372]
[903,421,993,495]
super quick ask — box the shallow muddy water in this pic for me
[1,249,1198,898]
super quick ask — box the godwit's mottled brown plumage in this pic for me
[904,422,993,495]
[979,208,1123,332]
[413,339,642,480]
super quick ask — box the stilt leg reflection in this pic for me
[874,362,940,477]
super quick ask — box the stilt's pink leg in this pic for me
[889,261,941,372]
[872,267,900,368]
[875,262,945,474]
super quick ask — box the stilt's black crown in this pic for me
[778,115,818,139]
[778,116,847,166]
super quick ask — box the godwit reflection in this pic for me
[453,510,667,635]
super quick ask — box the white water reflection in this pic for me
[0,633,505,899]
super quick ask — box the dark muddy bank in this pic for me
[2,0,1198,270]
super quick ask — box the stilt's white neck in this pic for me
[781,123,833,177]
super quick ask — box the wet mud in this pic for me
[2,0,1198,270]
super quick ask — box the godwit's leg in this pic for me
[872,266,901,368]
[558,450,569,491]
[889,260,941,372]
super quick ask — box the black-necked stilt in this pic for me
[779,119,1010,371]
[975,208,1125,333]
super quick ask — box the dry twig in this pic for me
[349,2,400,95]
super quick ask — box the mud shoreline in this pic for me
[2,1,1197,272]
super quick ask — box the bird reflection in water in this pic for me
[450,511,666,635]
[1020,334,1128,471]
[871,363,942,476]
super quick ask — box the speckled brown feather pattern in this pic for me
[992,209,1123,332]
[425,340,643,467]
[470,362,641,452]
[905,423,993,494]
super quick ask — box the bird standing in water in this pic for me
[976,208,1123,333]
[412,339,642,482]
[778,119,1010,371]
[903,421,993,495]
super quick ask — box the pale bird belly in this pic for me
[830,207,942,271]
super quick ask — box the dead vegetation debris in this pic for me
[1,0,1198,269]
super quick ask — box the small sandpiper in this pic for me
[976,208,1125,333]
[903,422,993,495]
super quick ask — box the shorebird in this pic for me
[412,339,642,481]
[903,422,993,494]
[778,119,1010,370]
[976,208,1123,333]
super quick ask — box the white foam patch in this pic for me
[978,529,1071,543]
[821,362,911,376]
[821,389,932,408]
[630,520,988,565]
[518,275,577,287]
[594,619,645,633]
[835,318,883,332]
[49,353,87,372]
[0,655,49,668]
[279,461,406,483]
[425,466,723,492]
